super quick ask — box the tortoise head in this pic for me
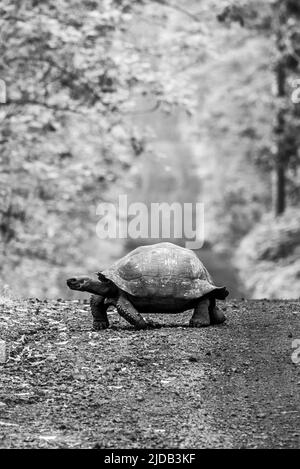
[66,275,117,296]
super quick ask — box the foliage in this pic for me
[1,0,300,297]
[0,0,206,296]
[217,0,300,209]
[235,207,300,298]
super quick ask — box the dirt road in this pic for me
[0,299,299,448]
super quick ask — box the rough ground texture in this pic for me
[0,299,299,449]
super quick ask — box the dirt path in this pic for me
[0,299,299,448]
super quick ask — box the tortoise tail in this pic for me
[213,287,229,300]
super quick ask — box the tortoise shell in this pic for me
[101,242,224,300]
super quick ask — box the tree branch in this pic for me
[151,0,201,22]
[1,99,87,115]
[2,55,110,107]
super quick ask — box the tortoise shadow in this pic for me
[109,322,227,331]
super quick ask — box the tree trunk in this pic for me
[273,162,286,215]
[273,55,287,216]
[273,3,288,217]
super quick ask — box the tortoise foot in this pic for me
[211,315,226,325]
[93,320,109,330]
[134,319,161,330]
[146,319,161,329]
[210,307,227,325]
[134,320,149,330]
[189,319,210,328]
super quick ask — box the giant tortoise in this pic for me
[67,242,228,329]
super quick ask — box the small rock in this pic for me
[188,356,198,362]
[39,435,57,441]
[93,443,103,449]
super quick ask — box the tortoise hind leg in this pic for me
[90,295,109,330]
[189,298,210,327]
[208,297,226,325]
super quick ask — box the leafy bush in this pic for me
[235,208,300,298]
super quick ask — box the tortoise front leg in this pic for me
[190,298,210,327]
[114,294,151,330]
[90,295,109,330]
[208,298,226,325]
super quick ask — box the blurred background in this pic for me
[0,0,300,300]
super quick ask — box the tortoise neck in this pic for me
[85,280,112,296]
